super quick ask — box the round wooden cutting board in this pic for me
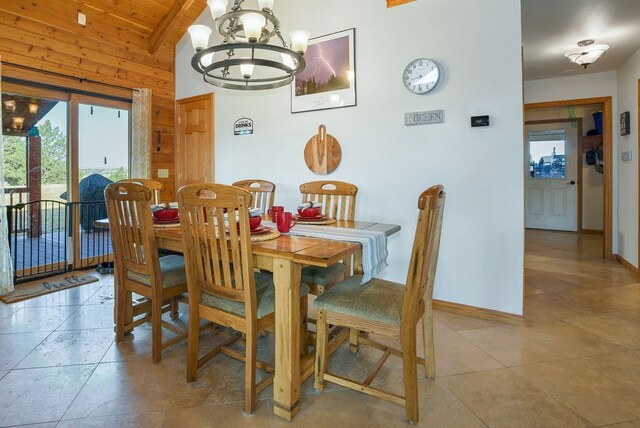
[304,125,342,175]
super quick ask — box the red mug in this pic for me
[276,212,297,233]
[268,205,284,222]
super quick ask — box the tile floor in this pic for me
[1,230,640,427]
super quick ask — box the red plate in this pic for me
[294,214,325,221]
[251,226,272,235]
[153,218,180,224]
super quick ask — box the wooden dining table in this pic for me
[155,219,400,421]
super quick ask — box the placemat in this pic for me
[153,222,181,229]
[251,229,280,242]
[296,217,337,226]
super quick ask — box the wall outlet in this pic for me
[622,151,632,162]
[157,169,169,178]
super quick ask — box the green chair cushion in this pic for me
[313,275,405,325]
[202,272,310,319]
[127,254,187,289]
[301,263,346,287]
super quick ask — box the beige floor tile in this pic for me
[164,400,270,427]
[0,365,95,426]
[17,328,114,368]
[0,306,79,333]
[526,272,586,293]
[0,331,50,370]
[601,420,640,428]
[100,321,188,363]
[574,351,640,394]
[523,293,593,323]
[511,357,640,426]
[360,379,487,427]
[63,359,181,420]
[434,310,505,331]
[432,322,504,376]
[57,304,116,330]
[440,368,590,428]
[0,370,7,380]
[607,309,640,325]
[21,284,101,308]
[57,411,166,428]
[83,285,115,305]
[563,314,640,349]
[555,284,640,313]
[269,389,377,428]
[459,320,624,366]
[0,301,24,319]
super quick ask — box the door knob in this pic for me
[567,180,576,185]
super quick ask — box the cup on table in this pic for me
[276,212,297,233]
[268,205,284,222]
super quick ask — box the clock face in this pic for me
[403,58,440,94]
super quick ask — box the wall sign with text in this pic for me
[234,118,254,136]
[405,110,444,126]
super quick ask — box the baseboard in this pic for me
[579,229,603,235]
[615,254,639,275]
[433,299,524,326]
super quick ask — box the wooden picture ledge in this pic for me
[387,0,416,7]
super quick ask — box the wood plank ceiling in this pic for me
[0,0,207,201]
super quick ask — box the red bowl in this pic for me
[297,207,321,218]
[237,216,262,231]
[153,208,179,221]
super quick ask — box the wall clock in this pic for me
[403,58,440,95]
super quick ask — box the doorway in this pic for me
[2,82,131,282]
[525,121,579,231]
[524,97,613,258]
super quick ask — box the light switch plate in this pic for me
[157,169,169,178]
[622,151,632,162]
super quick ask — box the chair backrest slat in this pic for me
[179,184,257,310]
[232,179,276,215]
[105,182,160,284]
[300,181,358,221]
[119,179,164,205]
[402,185,446,328]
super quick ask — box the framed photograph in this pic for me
[620,111,630,136]
[291,28,356,114]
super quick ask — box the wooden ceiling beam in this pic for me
[149,0,195,54]
[386,0,416,7]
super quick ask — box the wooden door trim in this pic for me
[638,79,640,270]
[524,118,584,232]
[524,96,613,259]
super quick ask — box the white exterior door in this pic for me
[525,123,578,231]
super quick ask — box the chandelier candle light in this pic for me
[188,0,310,90]
[564,39,609,69]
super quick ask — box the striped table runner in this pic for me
[263,222,388,284]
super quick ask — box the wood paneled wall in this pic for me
[0,0,205,201]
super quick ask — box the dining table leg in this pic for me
[272,257,302,421]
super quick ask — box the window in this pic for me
[528,130,566,179]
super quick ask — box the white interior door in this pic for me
[525,122,578,231]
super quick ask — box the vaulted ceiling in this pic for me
[0,0,208,55]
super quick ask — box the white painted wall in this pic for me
[525,105,605,231]
[616,47,640,267]
[176,0,525,314]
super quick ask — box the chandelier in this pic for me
[187,0,309,90]
[564,39,609,69]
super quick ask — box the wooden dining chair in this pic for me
[313,185,446,424]
[105,182,188,364]
[232,179,276,216]
[299,181,358,296]
[119,178,164,205]
[178,183,310,415]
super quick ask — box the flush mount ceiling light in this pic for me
[11,116,25,131]
[188,0,309,90]
[564,39,609,69]
[4,100,16,112]
[28,103,39,114]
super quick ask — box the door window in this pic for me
[529,130,566,179]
